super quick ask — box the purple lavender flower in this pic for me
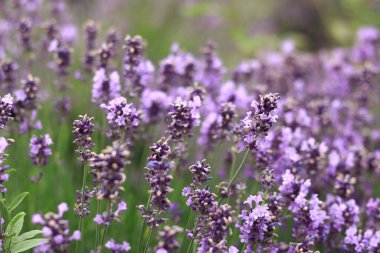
[198,204,234,252]
[237,194,278,248]
[241,93,280,150]
[100,97,140,131]
[188,159,211,186]
[98,43,112,69]
[105,239,131,253]
[72,114,95,161]
[89,143,129,201]
[29,134,53,167]
[0,60,18,92]
[141,89,169,124]
[148,137,171,162]
[124,35,154,96]
[196,42,225,93]
[74,187,94,217]
[155,226,183,253]
[14,74,40,110]
[344,225,380,252]
[0,94,14,129]
[92,69,121,104]
[0,137,12,193]
[18,18,33,52]
[158,43,197,89]
[183,186,217,216]
[32,203,80,253]
[144,160,174,212]
[55,46,72,77]
[167,98,199,141]
[326,195,359,232]
[93,201,127,225]
[83,20,98,72]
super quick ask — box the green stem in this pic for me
[95,199,101,249]
[228,151,237,180]
[143,227,153,253]
[227,149,250,190]
[138,192,152,252]
[179,211,194,251]
[98,200,112,250]
[75,164,88,253]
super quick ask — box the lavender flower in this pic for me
[18,18,33,52]
[100,97,140,131]
[15,74,40,110]
[144,160,174,211]
[0,94,14,129]
[55,46,72,77]
[29,134,53,167]
[74,187,94,217]
[237,195,278,248]
[89,143,129,201]
[167,98,199,141]
[0,60,18,92]
[241,93,280,150]
[123,35,154,96]
[198,204,234,252]
[155,226,183,253]
[326,195,359,232]
[141,89,169,124]
[105,239,131,253]
[32,203,80,253]
[93,201,127,225]
[148,137,171,162]
[196,42,225,93]
[92,69,121,104]
[0,137,12,193]
[344,225,380,252]
[183,186,217,216]
[188,159,211,186]
[72,114,95,161]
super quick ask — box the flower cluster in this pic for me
[155,226,183,253]
[89,143,129,201]
[101,97,140,132]
[93,201,127,225]
[29,134,53,167]
[0,94,14,129]
[124,35,154,96]
[105,239,131,253]
[237,195,279,250]
[92,68,121,104]
[32,203,80,253]
[72,114,95,161]
[241,93,280,150]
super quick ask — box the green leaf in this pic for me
[12,230,42,244]
[8,192,29,213]
[0,198,11,225]
[5,212,25,237]
[10,238,47,253]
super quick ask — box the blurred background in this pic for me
[68,0,380,65]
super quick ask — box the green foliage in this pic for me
[1,193,45,252]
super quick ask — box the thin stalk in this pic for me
[95,199,101,249]
[138,192,152,252]
[98,200,112,250]
[228,151,237,180]
[143,227,153,253]
[185,219,199,253]
[75,164,88,253]
[143,208,158,253]
[180,211,194,248]
[227,149,250,190]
